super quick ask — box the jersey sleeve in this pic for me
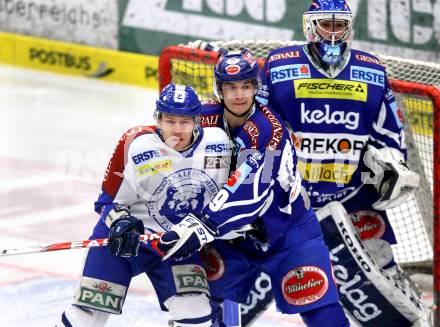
[94,126,154,224]
[202,123,296,237]
[368,75,407,157]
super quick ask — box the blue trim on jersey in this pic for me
[61,312,73,327]
[94,190,116,224]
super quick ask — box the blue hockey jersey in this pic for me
[200,101,310,244]
[258,45,406,208]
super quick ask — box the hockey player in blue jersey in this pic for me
[57,84,232,327]
[254,0,430,325]
[158,49,349,326]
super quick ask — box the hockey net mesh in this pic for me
[159,40,439,273]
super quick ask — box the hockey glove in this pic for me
[158,214,215,261]
[108,215,145,257]
[363,145,420,210]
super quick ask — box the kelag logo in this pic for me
[122,0,293,40]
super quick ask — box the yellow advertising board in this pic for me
[0,32,158,89]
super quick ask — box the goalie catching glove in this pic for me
[363,145,420,210]
[158,214,216,261]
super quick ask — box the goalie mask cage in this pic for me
[158,40,440,316]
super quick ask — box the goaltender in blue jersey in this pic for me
[252,0,430,326]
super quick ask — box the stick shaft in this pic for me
[0,233,162,257]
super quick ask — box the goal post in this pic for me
[158,41,440,322]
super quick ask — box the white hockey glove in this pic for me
[180,40,219,52]
[158,214,216,261]
[363,145,420,210]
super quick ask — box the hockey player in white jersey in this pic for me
[57,84,231,327]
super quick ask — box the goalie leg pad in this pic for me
[165,293,212,327]
[316,202,428,326]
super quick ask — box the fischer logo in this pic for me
[330,222,382,322]
[300,103,360,130]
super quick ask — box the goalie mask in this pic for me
[303,0,354,66]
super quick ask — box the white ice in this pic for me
[0,65,303,327]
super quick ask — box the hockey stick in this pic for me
[0,233,163,257]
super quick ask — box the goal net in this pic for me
[158,40,439,279]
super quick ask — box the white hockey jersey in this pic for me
[94,125,231,232]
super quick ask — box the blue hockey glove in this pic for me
[158,214,215,261]
[108,215,145,257]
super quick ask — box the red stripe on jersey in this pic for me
[260,106,284,150]
[102,125,157,198]
[243,120,259,149]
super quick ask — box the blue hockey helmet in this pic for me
[155,83,202,117]
[213,49,260,98]
[303,0,353,65]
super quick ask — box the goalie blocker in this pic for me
[317,201,430,326]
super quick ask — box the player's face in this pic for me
[316,19,347,42]
[159,113,195,151]
[221,80,256,115]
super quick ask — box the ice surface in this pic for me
[0,65,303,327]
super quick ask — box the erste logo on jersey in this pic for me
[294,79,368,102]
[350,66,385,88]
[300,103,359,130]
[351,211,386,240]
[132,149,167,164]
[205,142,231,153]
[270,64,311,84]
[282,266,329,306]
[146,169,219,231]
